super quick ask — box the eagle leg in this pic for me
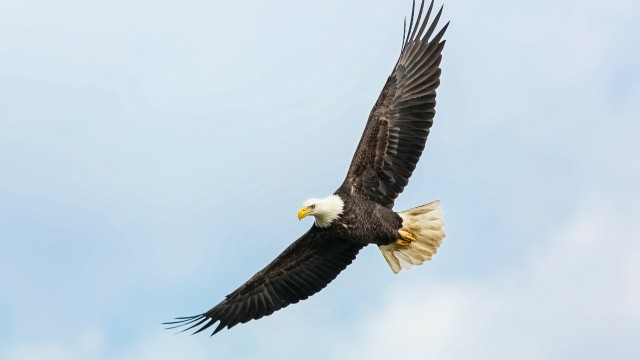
[395,230,416,246]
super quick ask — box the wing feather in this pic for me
[164,229,363,336]
[338,0,448,208]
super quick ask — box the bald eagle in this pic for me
[166,0,448,336]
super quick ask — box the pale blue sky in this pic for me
[1,0,639,359]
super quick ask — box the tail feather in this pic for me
[379,200,446,274]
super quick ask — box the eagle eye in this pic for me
[310,204,316,209]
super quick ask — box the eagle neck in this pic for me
[315,195,344,228]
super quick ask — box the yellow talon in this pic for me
[399,230,416,242]
[395,230,416,246]
[395,238,411,246]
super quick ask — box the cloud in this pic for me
[3,325,104,360]
[338,196,640,359]
[117,331,207,360]
[4,197,637,359]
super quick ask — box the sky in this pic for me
[1,0,639,359]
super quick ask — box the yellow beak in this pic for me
[298,207,311,220]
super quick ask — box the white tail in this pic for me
[379,200,446,274]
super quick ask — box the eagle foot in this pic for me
[395,230,416,246]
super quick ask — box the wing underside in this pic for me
[165,230,363,336]
[339,0,448,208]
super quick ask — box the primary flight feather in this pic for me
[166,0,449,337]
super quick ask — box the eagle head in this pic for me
[298,195,344,228]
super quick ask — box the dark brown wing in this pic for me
[337,0,449,208]
[164,228,363,336]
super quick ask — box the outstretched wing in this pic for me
[165,229,363,336]
[338,0,449,208]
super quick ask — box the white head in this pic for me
[297,194,344,228]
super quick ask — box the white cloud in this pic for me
[5,196,637,359]
[117,331,207,360]
[3,325,104,360]
[339,197,640,359]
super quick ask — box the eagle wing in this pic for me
[165,229,363,336]
[338,0,448,208]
